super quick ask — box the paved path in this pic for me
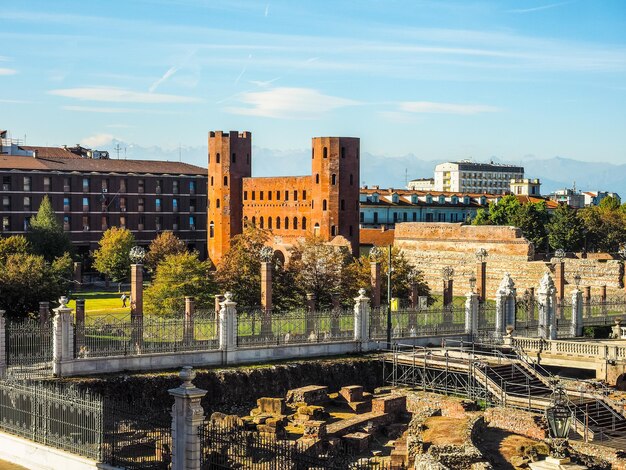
[0,461,27,470]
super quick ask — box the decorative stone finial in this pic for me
[58,296,69,308]
[179,366,196,389]
[441,266,454,281]
[369,246,382,261]
[407,268,420,284]
[475,248,488,263]
[497,273,516,296]
[358,288,367,297]
[554,248,566,262]
[538,272,556,295]
[259,246,274,263]
[224,292,234,302]
[129,246,146,264]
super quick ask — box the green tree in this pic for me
[486,195,521,226]
[0,235,32,262]
[510,200,550,252]
[27,195,72,261]
[579,204,626,253]
[144,252,216,314]
[599,195,621,211]
[145,231,188,272]
[471,208,491,225]
[546,203,584,251]
[92,227,135,284]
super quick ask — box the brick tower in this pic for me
[207,131,252,265]
[309,137,360,254]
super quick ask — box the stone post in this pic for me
[52,297,74,377]
[537,273,557,340]
[584,286,592,318]
[73,262,82,291]
[410,282,419,309]
[0,310,6,378]
[214,294,224,321]
[184,297,195,345]
[75,299,85,352]
[330,292,341,336]
[446,279,454,306]
[571,288,583,337]
[218,292,237,352]
[130,263,144,350]
[354,288,370,348]
[465,292,479,336]
[306,293,316,335]
[168,367,207,470]
[601,285,607,316]
[39,301,50,324]
[370,262,381,308]
[495,274,516,338]
[260,261,273,336]
[477,261,487,303]
[555,260,565,303]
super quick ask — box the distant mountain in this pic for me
[99,140,626,197]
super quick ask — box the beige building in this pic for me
[434,161,524,194]
[510,178,541,196]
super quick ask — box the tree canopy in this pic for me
[546,203,584,251]
[145,231,188,272]
[27,195,72,261]
[92,227,136,283]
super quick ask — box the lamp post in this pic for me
[469,274,477,294]
[545,383,572,462]
[475,248,488,303]
[573,273,581,289]
[441,266,454,307]
[386,245,392,349]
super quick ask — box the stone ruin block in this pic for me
[302,420,327,440]
[372,395,406,416]
[340,385,364,403]
[252,397,286,416]
[209,412,244,429]
[342,432,371,453]
[286,385,329,406]
[294,404,327,422]
[257,416,286,438]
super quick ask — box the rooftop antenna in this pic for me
[114,143,122,160]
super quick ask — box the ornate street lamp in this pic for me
[441,266,454,282]
[129,246,146,265]
[259,246,274,263]
[554,248,566,263]
[573,273,581,289]
[469,274,477,293]
[475,248,488,263]
[369,246,382,261]
[545,383,572,459]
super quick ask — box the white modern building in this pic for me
[407,178,434,191]
[510,178,541,196]
[434,161,524,195]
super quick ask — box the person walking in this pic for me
[121,293,127,307]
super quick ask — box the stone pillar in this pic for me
[168,367,207,470]
[130,264,144,350]
[73,262,82,291]
[584,286,592,318]
[601,285,608,317]
[354,288,370,347]
[214,294,224,321]
[495,274,516,338]
[75,299,86,352]
[0,310,6,378]
[465,292,479,336]
[446,279,454,306]
[477,261,487,303]
[184,297,195,345]
[537,273,557,340]
[410,282,419,309]
[555,261,565,303]
[370,262,381,308]
[305,293,316,335]
[525,288,535,323]
[330,292,341,336]
[52,297,74,377]
[571,289,583,337]
[39,301,50,324]
[218,292,237,352]
[260,261,273,336]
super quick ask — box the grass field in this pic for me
[68,290,132,317]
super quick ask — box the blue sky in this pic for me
[1,0,625,170]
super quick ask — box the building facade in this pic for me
[406,178,434,191]
[0,144,207,261]
[510,178,541,196]
[208,131,360,264]
[433,161,524,194]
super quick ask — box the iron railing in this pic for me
[236,308,355,348]
[5,318,53,377]
[369,305,466,340]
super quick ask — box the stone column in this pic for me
[39,301,50,324]
[477,261,487,303]
[306,293,316,335]
[410,282,419,309]
[584,286,592,318]
[537,273,557,340]
[218,292,237,352]
[370,262,381,308]
[52,297,74,377]
[446,279,454,306]
[168,367,207,470]
[73,262,82,291]
[130,263,144,350]
[571,288,583,337]
[601,285,607,316]
[354,288,370,347]
[75,299,86,352]
[260,261,273,336]
[0,310,6,378]
[555,261,565,303]
[495,274,516,338]
[330,292,341,336]
[465,292,479,336]
[214,294,224,321]
[184,297,195,345]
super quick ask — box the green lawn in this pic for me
[68,290,132,317]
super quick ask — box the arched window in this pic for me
[268,217,273,229]
[223,176,228,186]
[293,217,298,229]
[276,217,281,229]
[216,153,220,163]
[210,176,214,186]
[323,147,328,158]
[311,200,314,209]
[232,153,236,163]
[259,216,264,228]
[315,174,320,184]
[246,153,250,164]
[323,199,327,211]
[331,225,336,236]
[276,191,280,200]
[252,216,256,226]
[209,221,214,238]
[312,149,314,159]
[216,199,220,208]
[285,217,289,229]
[340,199,345,211]
[331,174,336,185]
[284,190,288,201]
[341,147,345,159]
[302,190,306,200]
[314,223,320,236]
[349,174,353,186]
[293,190,298,201]
[349,225,353,236]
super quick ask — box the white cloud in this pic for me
[49,86,200,103]
[149,65,180,92]
[0,68,17,76]
[80,133,115,147]
[224,87,359,119]
[508,1,574,14]
[399,101,500,115]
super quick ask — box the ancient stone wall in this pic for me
[394,223,625,298]
[483,407,546,440]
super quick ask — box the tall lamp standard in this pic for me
[543,382,574,466]
[475,248,488,303]
[386,245,393,349]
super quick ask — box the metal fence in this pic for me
[0,379,103,460]
[236,308,355,348]
[583,295,626,320]
[5,318,53,377]
[75,313,219,358]
[199,422,398,469]
[369,305,466,340]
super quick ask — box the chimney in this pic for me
[33,149,38,159]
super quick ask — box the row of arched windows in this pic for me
[245,216,308,231]
[314,173,354,185]
[209,152,251,164]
